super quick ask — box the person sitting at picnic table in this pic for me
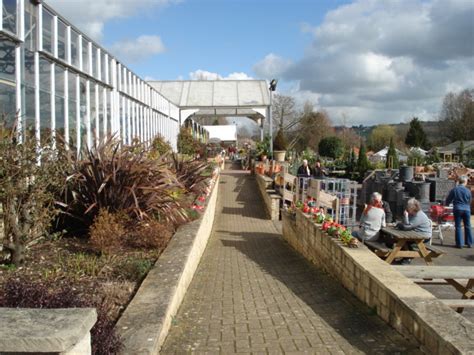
[352,192,386,242]
[297,159,312,177]
[445,175,472,248]
[396,198,432,239]
[395,198,432,264]
[371,191,393,223]
[313,160,328,179]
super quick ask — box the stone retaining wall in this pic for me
[255,173,281,220]
[115,175,220,354]
[282,209,474,354]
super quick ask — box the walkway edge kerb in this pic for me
[115,175,220,355]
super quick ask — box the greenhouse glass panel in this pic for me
[42,9,53,54]
[55,65,65,136]
[39,57,51,143]
[90,84,97,138]
[58,20,67,61]
[0,82,16,125]
[82,40,89,74]
[0,39,15,82]
[2,0,17,34]
[79,77,87,147]
[91,44,98,78]
[71,30,79,67]
[68,72,77,146]
[24,1,37,51]
[106,89,111,136]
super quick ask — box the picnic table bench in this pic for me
[393,265,474,313]
[364,227,444,265]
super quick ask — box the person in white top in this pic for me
[353,192,386,242]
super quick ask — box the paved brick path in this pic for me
[162,167,421,354]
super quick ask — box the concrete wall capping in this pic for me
[0,307,97,354]
[282,209,474,355]
[115,175,220,354]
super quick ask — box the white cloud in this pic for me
[110,35,165,63]
[253,53,292,79]
[189,70,253,80]
[47,0,179,40]
[255,0,474,125]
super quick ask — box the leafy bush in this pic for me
[0,277,122,355]
[177,127,199,155]
[126,219,172,250]
[273,129,288,151]
[149,134,172,158]
[59,136,186,232]
[89,209,126,254]
[318,136,344,159]
[0,118,65,265]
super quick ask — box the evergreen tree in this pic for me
[346,148,356,173]
[458,140,465,163]
[386,137,399,168]
[357,142,370,177]
[405,117,430,149]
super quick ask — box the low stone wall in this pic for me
[115,175,220,354]
[0,308,97,354]
[255,173,281,220]
[282,209,474,355]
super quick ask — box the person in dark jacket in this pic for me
[446,175,472,248]
[313,160,327,179]
[297,159,312,177]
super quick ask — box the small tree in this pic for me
[386,137,399,168]
[357,142,370,177]
[405,117,430,149]
[318,136,344,159]
[457,140,465,163]
[273,129,288,151]
[0,119,64,265]
[346,148,356,173]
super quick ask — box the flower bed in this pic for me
[0,128,220,354]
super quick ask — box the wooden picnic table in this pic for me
[375,227,440,265]
[393,265,474,313]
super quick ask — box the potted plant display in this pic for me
[273,129,287,162]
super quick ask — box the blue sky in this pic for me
[100,0,349,80]
[49,0,474,125]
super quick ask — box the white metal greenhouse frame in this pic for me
[0,0,189,152]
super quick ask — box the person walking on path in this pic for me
[352,192,386,242]
[446,175,472,248]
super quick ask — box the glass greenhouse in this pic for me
[0,0,184,152]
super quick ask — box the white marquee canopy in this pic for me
[148,80,270,123]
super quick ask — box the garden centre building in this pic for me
[0,0,186,152]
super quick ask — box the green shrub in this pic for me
[177,127,199,155]
[150,134,172,158]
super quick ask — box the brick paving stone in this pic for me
[161,166,422,354]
